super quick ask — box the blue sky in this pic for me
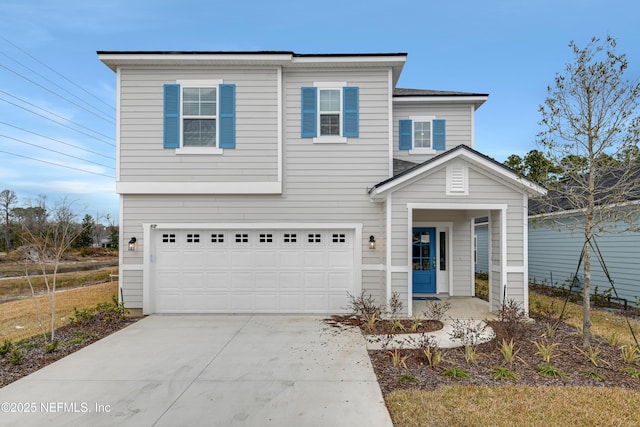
[1,0,638,223]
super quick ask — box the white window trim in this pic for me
[409,115,436,154]
[176,79,224,155]
[313,81,347,144]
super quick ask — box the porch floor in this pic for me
[412,296,497,320]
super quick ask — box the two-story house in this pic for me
[98,51,545,316]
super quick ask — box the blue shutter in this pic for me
[343,86,359,137]
[301,87,317,138]
[219,84,236,149]
[399,120,412,150]
[433,119,446,150]
[163,84,180,149]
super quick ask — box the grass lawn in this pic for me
[0,281,119,342]
[386,386,640,427]
[384,277,640,427]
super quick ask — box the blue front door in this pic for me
[412,228,436,293]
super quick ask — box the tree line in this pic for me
[0,190,118,253]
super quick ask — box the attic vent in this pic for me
[446,165,468,195]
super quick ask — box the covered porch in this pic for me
[368,146,546,318]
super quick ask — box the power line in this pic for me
[0,134,115,170]
[0,94,115,147]
[0,121,115,160]
[0,63,115,125]
[0,50,114,120]
[0,148,115,179]
[0,89,114,142]
[0,34,115,112]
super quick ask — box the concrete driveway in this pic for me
[0,315,392,427]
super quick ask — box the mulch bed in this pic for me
[0,316,138,388]
[369,314,640,394]
[325,314,443,335]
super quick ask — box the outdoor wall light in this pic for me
[369,235,376,250]
[128,237,137,251]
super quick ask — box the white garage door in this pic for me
[152,228,356,313]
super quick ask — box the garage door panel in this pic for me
[230,294,254,311]
[304,294,327,311]
[206,251,231,267]
[231,251,255,268]
[231,272,255,289]
[182,251,205,267]
[328,272,352,290]
[156,250,181,266]
[153,228,356,314]
[280,294,303,311]
[255,272,278,290]
[328,295,348,311]
[279,272,303,289]
[304,251,327,267]
[328,251,353,268]
[279,251,303,268]
[304,272,327,290]
[182,273,207,290]
[203,294,229,311]
[255,251,277,268]
[255,294,279,311]
[206,272,232,290]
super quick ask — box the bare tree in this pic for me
[0,189,18,251]
[18,198,93,341]
[537,36,640,347]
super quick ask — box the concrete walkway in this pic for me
[0,315,392,427]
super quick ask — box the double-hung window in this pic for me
[182,87,216,147]
[163,80,236,154]
[301,82,359,142]
[319,89,341,136]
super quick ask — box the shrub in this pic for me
[95,295,129,322]
[8,348,23,365]
[448,319,490,346]
[489,366,519,380]
[498,298,527,339]
[422,300,451,322]
[620,345,640,365]
[442,367,471,380]
[535,365,567,378]
[388,291,403,318]
[44,340,59,354]
[499,339,520,365]
[346,291,383,322]
[533,340,558,364]
[0,339,13,357]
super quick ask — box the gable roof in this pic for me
[369,145,546,200]
[529,166,640,215]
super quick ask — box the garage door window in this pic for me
[308,233,321,243]
[211,233,224,243]
[259,233,273,243]
[332,233,346,243]
[235,233,249,243]
[283,233,297,243]
[162,233,176,243]
[186,233,200,243]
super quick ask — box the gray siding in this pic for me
[119,66,280,182]
[392,103,473,163]
[529,215,640,308]
[388,161,526,309]
[120,66,393,308]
